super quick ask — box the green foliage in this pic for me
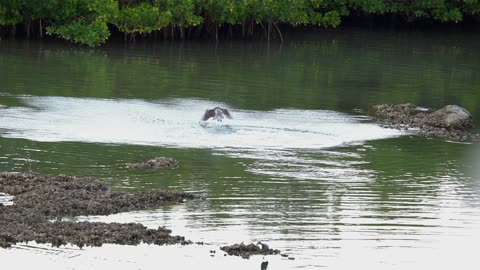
[381,0,464,22]
[1,0,478,46]
[46,19,110,47]
[352,0,386,14]
[307,0,350,27]
[199,0,239,24]
[157,0,202,27]
[463,0,480,14]
[0,0,23,25]
[45,0,118,46]
[115,2,172,34]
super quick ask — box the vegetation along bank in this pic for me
[1,0,479,46]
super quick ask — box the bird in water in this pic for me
[257,241,270,253]
[202,107,232,122]
[258,241,270,267]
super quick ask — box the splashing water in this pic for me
[0,96,403,150]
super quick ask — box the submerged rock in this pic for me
[372,104,477,141]
[127,157,179,169]
[0,172,196,248]
[220,242,281,259]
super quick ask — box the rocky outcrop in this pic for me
[0,172,196,248]
[220,242,281,259]
[372,104,478,141]
[127,157,179,169]
[423,105,473,130]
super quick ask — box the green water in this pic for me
[1,28,479,269]
[2,29,480,114]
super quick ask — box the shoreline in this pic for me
[0,172,287,259]
[371,104,480,142]
[0,172,196,249]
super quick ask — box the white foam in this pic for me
[0,192,14,206]
[0,96,403,150]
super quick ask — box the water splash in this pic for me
[0,96,403,149]
[0,192,14,206]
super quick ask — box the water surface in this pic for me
[1,28,479,269]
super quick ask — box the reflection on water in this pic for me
[1,118,479,269]
[1,28,480,117]
[1,29,480,269]
[1,242,284,270]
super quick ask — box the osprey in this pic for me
[257,241,270,253]
[202,107,232,122]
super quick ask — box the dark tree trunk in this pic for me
[39,19,43,38]
[25,19,31,39]
[273,23,283,43]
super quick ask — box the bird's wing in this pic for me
[202,109,214,121]
[221,108,232,118]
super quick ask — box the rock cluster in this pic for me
[372,104,479,141]
[220,242,281,259]
[0,172,196,248]
[127,157,179,169]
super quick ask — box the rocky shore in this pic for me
[127,157,179,169]
[371,104,479,141]
[0,172,287,260]
[221,242,281,259]
[0,172,196,248]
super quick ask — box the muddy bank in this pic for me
[127,157,179,169]
[0,172,196,248]
[371,104,480,141]
[220,242,281,259]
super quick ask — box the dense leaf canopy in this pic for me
[1,0,479,46]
